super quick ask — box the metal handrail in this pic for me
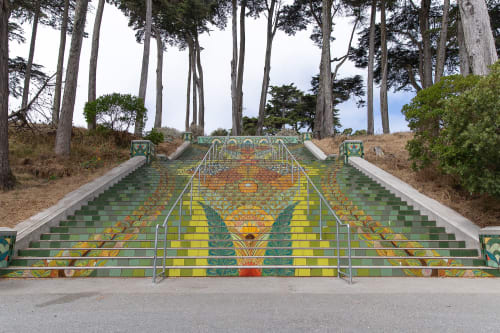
[276,141,352,284]
[153,140,224,283]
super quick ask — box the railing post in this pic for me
[190,181,193,215]
[307,180,310,215]
[298,165,301,194]
[152,224,159,283]
[163,224,167,279]
[336,222,340,279]
[319,199,322,240]
[178,200,182,241]
[347,224,352,284]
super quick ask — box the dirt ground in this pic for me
[314,132,500,227]
[0,127,182,229]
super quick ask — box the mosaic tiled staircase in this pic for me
[1,143,498,278]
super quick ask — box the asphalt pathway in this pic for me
[1,277,499,332]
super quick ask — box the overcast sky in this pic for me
[10,4,412,134]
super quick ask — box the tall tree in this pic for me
[0,0,15,190]
[153,26,163,129]
[367,0,375,135]
[419,0,433,88]
[434,0,450,82]
[230,0,239,134]
[195,34,205,130]
[320,0,334,137]
[134,0,152,136]
[88,0,106,130]
[52,0,70,125]
[54,0,89,156]
[185,45,192,131]
[20,0,41,111]
[379,0,390,133]
[236,0,247,134]
[459,0,498,75]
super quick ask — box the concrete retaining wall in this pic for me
[304,141,327,160]
[349,157,481,249]
[168,141,191,160]
[13,156,147,254]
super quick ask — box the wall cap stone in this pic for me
[168,141,191,160]
[304,141,327,160]
[479,227,500,235]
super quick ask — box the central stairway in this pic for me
[1,140,497,279]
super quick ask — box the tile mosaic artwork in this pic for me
[480,234,500,268]
[197,136,301,145]
[0,230,16,268]
[0,138,497,278]
[339,140,364,163]
[130,140,156,163]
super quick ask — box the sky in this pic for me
[10,4,412,135]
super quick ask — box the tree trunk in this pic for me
[52,0,69,126]
[134,0,152,136]
[0,0,15,190]
[185,44,192,131]
[256,0,276,135]
[457,18,471,76]
[236,0,247,135]
[380,0,390,134]
[88,0,105,130]
[321,0,334,137]
[367,0,375,135]
[420,0,433,88]
[55,0,89,156]
[154,27,163,129]
[191,39,198,127]
[458,0,498,75]
[230,0,239,135]
[21,1,40,111]
[314,57,324,139]
[195,34,205,131]
[435,0,450,83]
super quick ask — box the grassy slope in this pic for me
[0,126,182,228]
[314,132,499,227]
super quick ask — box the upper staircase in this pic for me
[1,139,497,279]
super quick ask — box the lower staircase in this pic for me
[1,142,497,279]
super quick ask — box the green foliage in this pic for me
[242,117,258,136]
[402,64,500,197]
[436,63,500,197]
[81,156,103,170]
[144,128,164,145]
[158,127,182,139]
[210,128,229,136]
[402,74,480,170]
[352,129,367,136]
[189,124,204,138]
[84,93,147,132]
[342,128,353,136]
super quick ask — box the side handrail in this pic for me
[276,141,352,284]
[153,141,219,283]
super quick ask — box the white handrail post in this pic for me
[348,224,352,284]
[152,224,159,283]
[307,179,310,215]
[163,223,167,278]
[319,198,322,240]
[178,197,182,240]
[336,222,340,278]
[190,181,193,215]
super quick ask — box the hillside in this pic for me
[314,132,499,227]
[0,126,181,228]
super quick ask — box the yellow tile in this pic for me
[195,258,208,265]
[294,258,306,266]
[303,249,313,256]
[187,249,198,256]
[320,241,329,248]
[318,258,329,265]
[293,249,305,256]
[171,241,180,248]
[322,268,335,277]
[173,259,184,265]
[169,269,180,277]
[192,269,206,277]
[199,250,209,256]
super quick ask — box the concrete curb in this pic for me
[168,141,190,160]
[348,157,481,249]
[13,156,147,254]
[304,141,327,160]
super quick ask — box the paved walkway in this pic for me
[1,278,499,332]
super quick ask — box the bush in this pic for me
[342,128,353,136]
[189,124,204,138]
[352,129,367,136]
[157,127,181,139]
[436,63,500,197]
[401,62,500,197]
[402,74,480,170]
[84,93,147,132]
[276,128,298,136]
[211,128,229,136]
[144,128,164,145]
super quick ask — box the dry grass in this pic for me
[314,132,500,227]
[0,126,179,229]
[157,138,184,156]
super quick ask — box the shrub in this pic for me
[189,124,204,138]
[342,128,353,136]
[211,128,229,136]
[352,129,367,136]
[276,128,298,136]
[436,62,500,197]
[144,128,164,145]
[402,74,480,170]
[84,93,147,132]
[157,127,182,139]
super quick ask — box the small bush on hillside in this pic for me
[276,128,298,136]
[342,128,353,136]
[144,128,164,145]
[189,124,204,138]
[402,74,480,170]
[84,93,147,132]
[211,128,229,136]
[158,127,181,139]
[352,129,367,136]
